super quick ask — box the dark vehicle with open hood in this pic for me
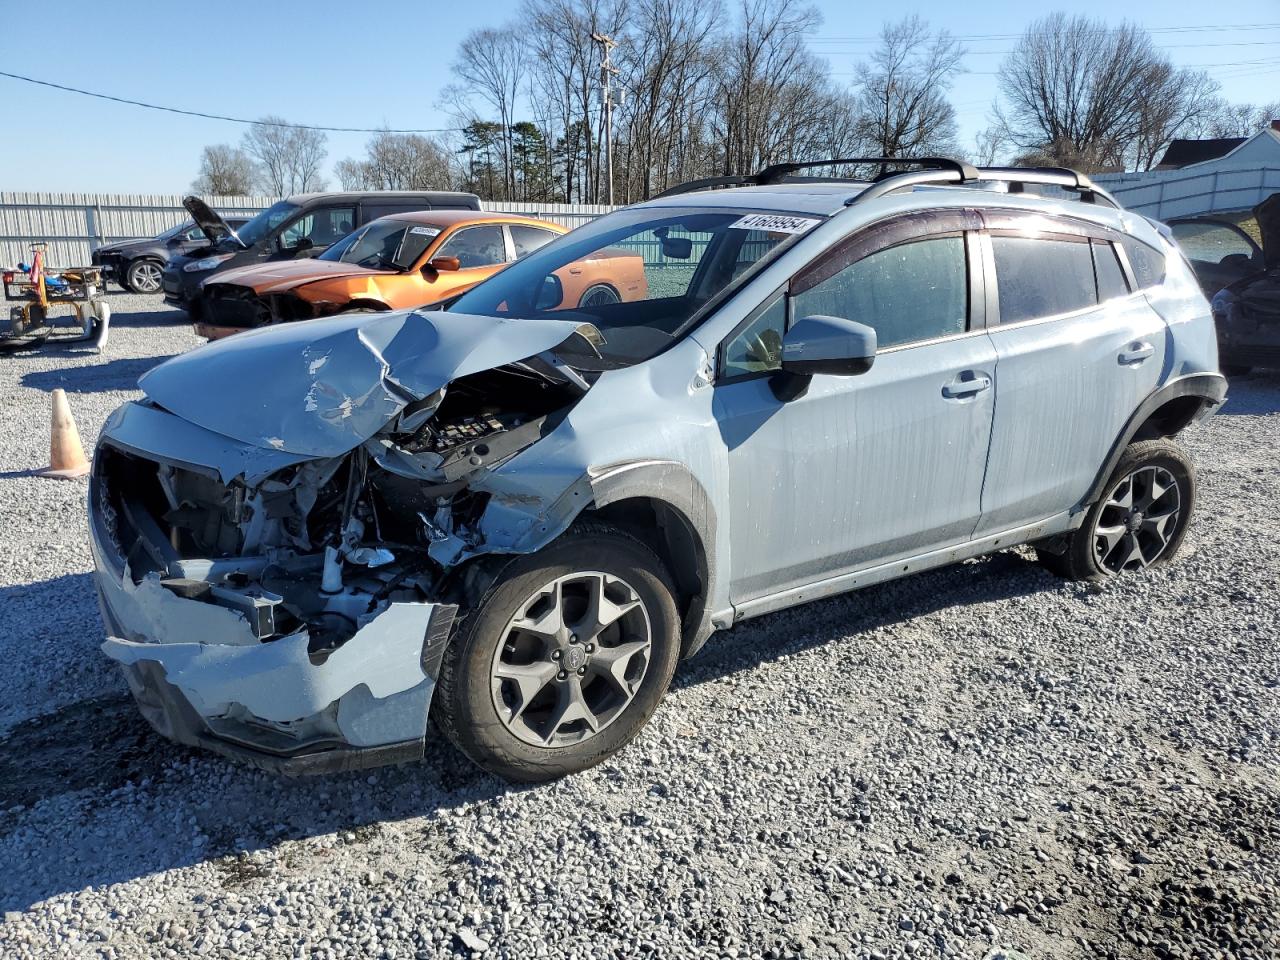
[161,191,481,319]
[1169,194,1280,374]
[93,157,1225,783]
[92,218,250,293]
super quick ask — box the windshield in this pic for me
[157,222,190,241]
[447,206,821,367]
[228,201,299,249]
[318,219,439,270]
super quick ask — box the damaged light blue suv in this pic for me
[91,158,1226,781]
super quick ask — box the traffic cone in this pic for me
[39,388,90,479]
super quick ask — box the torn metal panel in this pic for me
[101,601,443,721]
[101,401,317,486]
[138,309,599,457]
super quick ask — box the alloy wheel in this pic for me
[1093,465,1183,574]
[490,571,652,747]
[129,261,163,293]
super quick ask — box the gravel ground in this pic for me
[0,293,1277,959]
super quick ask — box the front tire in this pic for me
[1037,438,1195,582]
[125,259,163,293]
[433,523,680,782]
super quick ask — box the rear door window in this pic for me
[510,225,560,258]
[991,235,1097,324]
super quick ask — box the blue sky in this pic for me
[0,0,1277,192]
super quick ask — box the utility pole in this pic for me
[591,32,619,206]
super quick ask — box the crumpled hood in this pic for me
[139,309,595,458]
[1255,194,1279,269]
[213,258,389,295]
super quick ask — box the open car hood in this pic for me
[182,196,241,247]
[139,309,597,457]
[214,258,389,295]
[1256,194,1279,269]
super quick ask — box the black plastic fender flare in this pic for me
[1078,372,1227,511]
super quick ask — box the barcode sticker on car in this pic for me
[728,214,820,234]
[409,226,441,236]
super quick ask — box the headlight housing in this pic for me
[184,254,234,273]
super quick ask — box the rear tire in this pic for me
[432,522,681,782]
[578,283,620,308]
[1220,363,1252,377]
[1037,438,1195,582]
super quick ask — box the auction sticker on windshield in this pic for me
[410,226,441,237]
[728,214,820,234]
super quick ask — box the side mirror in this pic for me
[427,256,461,273]
[535,274,564,310]
[780,315,877,377]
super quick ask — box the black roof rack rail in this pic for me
[653,156,979,198]
[756,156,980,184]
[651,155,1121,209]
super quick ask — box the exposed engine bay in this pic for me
[97,358,589,658]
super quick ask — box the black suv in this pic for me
[162,190,482,319]
[92,218,249,293]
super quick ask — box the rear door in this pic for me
[975,212,1169,534]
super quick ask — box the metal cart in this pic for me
[3,243,110,351]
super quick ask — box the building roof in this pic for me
[1155,137,1247,170]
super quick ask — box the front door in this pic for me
[714,214,998,604]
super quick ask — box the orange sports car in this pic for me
[194,211,647,339]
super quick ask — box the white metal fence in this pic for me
[1092,165,1280,219]
[0,193,616,268]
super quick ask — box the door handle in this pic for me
[1118,341,1155,365]
[941,372,992,399]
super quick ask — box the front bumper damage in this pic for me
[91,310,601,773]
[90,412,459,773]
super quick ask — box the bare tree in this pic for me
[190,144,255,195]
[361,131,453,189]
[334,157,371,190]
[1130,68,1219,171]
[997,16,1168,171]
[709,0,840,174]
[971,125,1005,166]
[523,0,626,202]
[454,29,526,198]
[1190,99,1280,139]
[241,117,328,195]
[852,17,964,157]
[614,0,721,201]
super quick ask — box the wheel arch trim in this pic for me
[1079,372,1226,510]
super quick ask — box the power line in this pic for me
[0,70,462,134]
[807,22,1280,42]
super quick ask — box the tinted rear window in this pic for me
[992,235,1097,324]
